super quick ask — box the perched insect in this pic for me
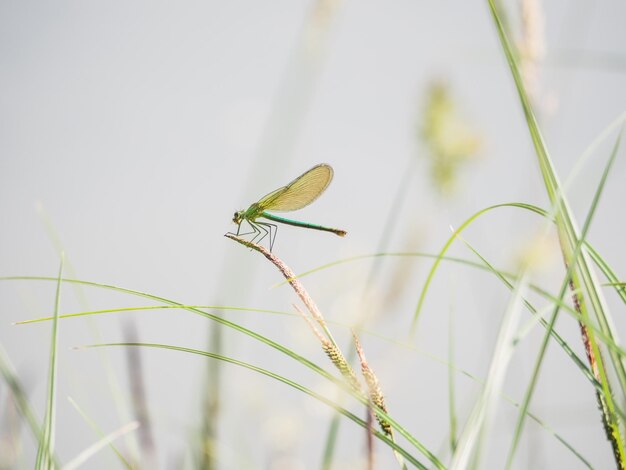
[231,163,347,251]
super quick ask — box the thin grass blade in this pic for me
[36,254,63,470]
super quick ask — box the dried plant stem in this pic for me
[353,332,407,470]
[225,234,338,345]
[226,234,406,468]
[353,332,392,438]
[293,304,361,392]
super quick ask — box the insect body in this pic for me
[232,163,346,250]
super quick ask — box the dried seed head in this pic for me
[322,341,361,392]
[353,333,393,437]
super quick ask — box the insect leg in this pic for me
[233,219,258,239]
[248,221,263,245]
[262,222,278,252]
[255,222,270,246]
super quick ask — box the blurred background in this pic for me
[1,1,625,468]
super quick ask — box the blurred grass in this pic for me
[35,255,63,470]
[2,1,626,468]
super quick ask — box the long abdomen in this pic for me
[260,212,347,237]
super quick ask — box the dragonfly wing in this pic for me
[258,164,334,212]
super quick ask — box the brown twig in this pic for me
[225,234,335,344]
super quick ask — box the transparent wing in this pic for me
[257,164,334,212]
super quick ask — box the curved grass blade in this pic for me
[486,1,626,465]
[406,202,621,389]
[7,278,597,466]
[83,342,430,470]
[15,305,289,325]
[411,202,544,335]
[505,130,623,468]
[274,244,626,311]
[5,277,441,466]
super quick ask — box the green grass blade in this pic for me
[406,204,593,380]
[4,277,442,466]
[83,342,432,470]
[11,256,624,389]
[411,202,544,335]
[486,1,626,465]
[15,305,289,325]
[6,275,600,466]
[37,203,139,463]
[505,123,623,469]
[450,274,529,468]
[10,273,624,466]
[36,255,64,470]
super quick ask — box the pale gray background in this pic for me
[1,1,625,469]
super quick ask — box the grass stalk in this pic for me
[505,128,622,468]
[486,1,626,466]
[225,233,431,468]
[84,342,430,470]
[35,254,63,470]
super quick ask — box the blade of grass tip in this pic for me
[488,0,626,440]
[410,202,545,336]
[67,397,134,469]
[36,203,141,465]
[587,248,626,307]
[40,278,437,467]
[505,130,624,468]
[84,342,430,470]
[16,305,290,325]
[562,111,626,192]
[408,203,596,386]
[36,254,63,470]
[63,420,140,470]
